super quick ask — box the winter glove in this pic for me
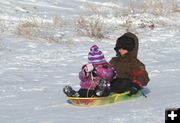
[128,83,142,96]
[84,63,94,73]
[80,63,94,78]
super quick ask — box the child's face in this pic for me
[118,48,128,56]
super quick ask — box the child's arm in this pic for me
[79,64,94,82]
[131,59,150,87]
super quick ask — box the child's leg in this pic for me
[101,87,110,96]
[63,85,79,97]
[110,78,132,93]
[95,79,110,97]
[78,89,96,97]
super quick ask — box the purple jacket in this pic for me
[79,63,115,90]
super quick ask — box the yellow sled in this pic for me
[67,91,141,107]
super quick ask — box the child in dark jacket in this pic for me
[110,32,150,96]
[63,45,115,97]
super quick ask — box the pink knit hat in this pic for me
[88,45,106,64]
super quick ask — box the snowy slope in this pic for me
[0,0,180,123]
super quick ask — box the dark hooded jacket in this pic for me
[110,32,150,87]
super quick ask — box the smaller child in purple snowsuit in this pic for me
[63,45,115,97]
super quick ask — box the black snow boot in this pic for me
[63,85,79,97]
[128,83,141,96]
[95,79,107,97]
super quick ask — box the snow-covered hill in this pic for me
[0,0,180,123]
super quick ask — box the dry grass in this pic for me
[14,1,180,41]
[52,16,67,28]
[144,0,166,15]
[128,0,165,15]
[113,0,179,30]
[78,3,123,38]
[0,18,9,44]
[128,0,180,15]
[15,16,66,43]
[86,3,122,18]
[0,18,8,34]
[76,16,107,39]
[86,4,101,16]
[15,17,40,39]
[172,0,180,12]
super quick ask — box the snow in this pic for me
[0,0,180,123]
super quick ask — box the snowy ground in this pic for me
[0,0,180,123]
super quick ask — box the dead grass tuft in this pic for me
[15,16,66,43]
[76,16,107,39]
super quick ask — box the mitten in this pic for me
[84,63,94,73]
[128,83,141,96]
